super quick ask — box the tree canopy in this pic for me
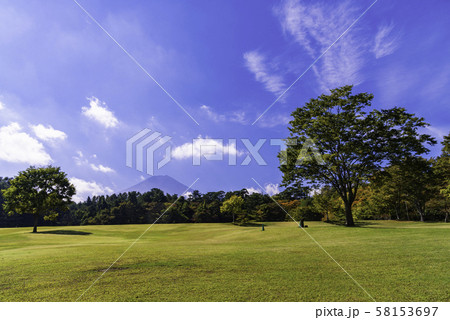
[2,166,75,233]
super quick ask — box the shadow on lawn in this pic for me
[37,230,92,236]
[324,220,444,228]
[325,220,378,227]
[235,222,268,227]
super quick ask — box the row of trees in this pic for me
[1,152,448,231]
[1,86,449,231]
[0,177,320,230]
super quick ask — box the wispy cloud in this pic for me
[228,111,247,124]
[199,105,248,125]
[372,22,399,59]
[257,114,291,128]
[70,177,114,203]
[0,101,5,110]
[90,163,115,173]
[243,50,286,95]
[200,105,226,123]
[147,116,166,132]
[425,126,449,140]
[81,97,119,128]
[276,0,366,91]
[0,122,52,165]
[30,124,67,143]
[73,150,115,174]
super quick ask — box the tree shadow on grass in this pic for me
[235,222,273,228]
[37,230,92,236]
[324,220,378,228]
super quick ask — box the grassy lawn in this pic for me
[0,220,448,301]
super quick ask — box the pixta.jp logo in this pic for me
[126,129,172,175]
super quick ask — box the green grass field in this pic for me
[0,221,448,302]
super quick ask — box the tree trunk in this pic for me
[416,202,425,222]
[344,202,355,227]
[405,201,410,221]
[417,205,424,222]
[445,200,449,223]
[396,191,400,220]
[32,215,39,233]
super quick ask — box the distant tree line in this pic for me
[0,183,317,228]
[1,86,449,228]
[1,132,449,229]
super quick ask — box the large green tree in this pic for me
[2,166,76,232]
[280,86,435,226]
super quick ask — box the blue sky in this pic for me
[0,0,449,201]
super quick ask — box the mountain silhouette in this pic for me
[122,175,192,195]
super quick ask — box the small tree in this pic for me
[220,195,245,225]
[312,186,342,222]
[2,166,75,233]
[399,158,436,222]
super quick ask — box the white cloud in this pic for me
[264,183,280,196]
[245,184,280,196]
[30,124,67,142]
[0,101,5,110]
[424,126,449,140]
[200,105,226,123]
[81,97,119,128]
[372,22,399,59]
[276,0,366,91]
[172,137,243,160]
[73,150,88,166]
[74,150,114,174]
[0,122,52,165]
[257,114,291,128]
[243,51,286,95]
[229,111,248,124]
[90,163,115,173]
[199,106,248,125]
[70,177,114,203]
[246,187,262,195]
[182,191,193,198]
